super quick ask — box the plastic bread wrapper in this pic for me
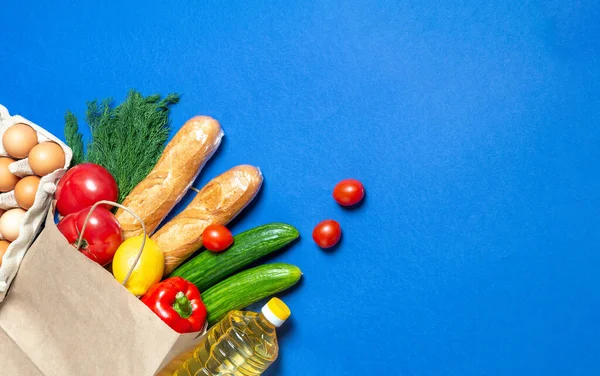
[118,122,224,238]
[177,127,225,213]
[0,104,72,302]
[145,125,224,235]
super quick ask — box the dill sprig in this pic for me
[63,90,180,203]
[64,111,85,166]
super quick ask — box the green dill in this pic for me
[64,111,85,166]
[63,90,179,203]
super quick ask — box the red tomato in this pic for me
[55,163,118,216]
[57,206,124,266]
[202,224,234,252]
[333,179,365,206]
[312,220,342,249]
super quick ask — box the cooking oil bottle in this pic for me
[172,298,291,376]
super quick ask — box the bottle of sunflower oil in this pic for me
[173,298,290,376]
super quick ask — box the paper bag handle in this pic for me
[76,200,147,286]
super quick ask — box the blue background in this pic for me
[2,1,600,375]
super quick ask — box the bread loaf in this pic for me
[153,165,263,275]
[115,116,223,238]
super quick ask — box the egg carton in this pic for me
[0,104,72,302]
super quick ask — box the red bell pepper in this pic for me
[141,277,207,334]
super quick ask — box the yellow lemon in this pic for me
[112,235,164,296]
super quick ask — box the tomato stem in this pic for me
[73,231,88,250]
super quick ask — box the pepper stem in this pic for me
[173,292,192,319]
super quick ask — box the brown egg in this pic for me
[0,208,26,242]
[2,123,38,159]
[0,157,20,192]
[15,175,40,210]
[0,240,9,267]
[28,142,65,176]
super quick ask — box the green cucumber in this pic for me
[169,223,299,292]
[202,263,302,326]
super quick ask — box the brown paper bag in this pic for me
[0,327,44,375]
[0,207,206,375]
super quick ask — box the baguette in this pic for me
[152,165,263,275]
[115,116,223,238]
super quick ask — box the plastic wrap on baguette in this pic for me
[153,164,263,275]
[115,116,224,239]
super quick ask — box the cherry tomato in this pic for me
[55,163,118,216]
[57,206,123,266]
[202,224,234,252]
[312,220,342,249]
[333,179,365,206]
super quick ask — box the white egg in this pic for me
[0,208,27,242]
